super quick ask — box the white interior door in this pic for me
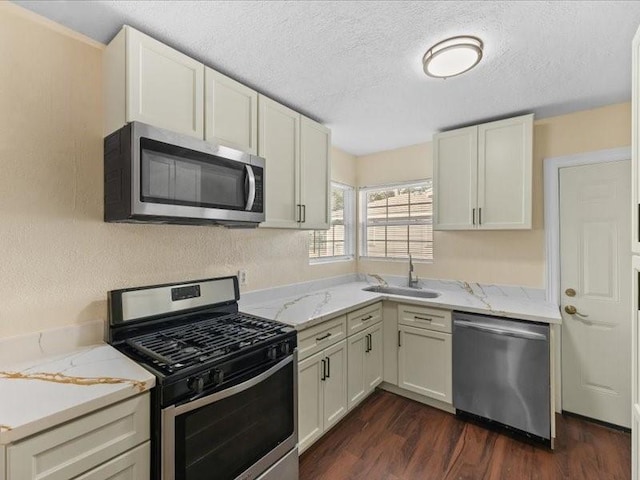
[560,160,631,427]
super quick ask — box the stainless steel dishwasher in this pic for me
[453,312,551,441]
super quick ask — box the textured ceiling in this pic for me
[13,0,640,155]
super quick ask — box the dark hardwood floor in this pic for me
[299,390,631,480]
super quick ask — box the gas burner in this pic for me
[123,312,289,374]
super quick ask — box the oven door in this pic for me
[131,122,265,224]
[161,354,297,480]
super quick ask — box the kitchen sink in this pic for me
[362,285,440,298]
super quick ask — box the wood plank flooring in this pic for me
[299,390,631,480]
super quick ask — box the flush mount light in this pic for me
[422,36,483,79]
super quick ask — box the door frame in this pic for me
[543,146,631,412]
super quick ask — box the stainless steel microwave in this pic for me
[104,122,265,227]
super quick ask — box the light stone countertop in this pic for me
[0,322,155,445]
[239,275,561,330]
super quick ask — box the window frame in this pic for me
[309,181,356,264]
[358,179,434,263]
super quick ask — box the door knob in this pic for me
[564,305,589,317]
[565,288,576,297]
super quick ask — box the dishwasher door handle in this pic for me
[454,320,547,341]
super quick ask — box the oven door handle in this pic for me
[244,164,256,211]
[172,354,293,416]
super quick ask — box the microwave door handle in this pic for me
[244,165,256,211]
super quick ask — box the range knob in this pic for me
[280,342,291,355]
[188,376,205,394]
[210,368,224,385]
[267,345,279,361]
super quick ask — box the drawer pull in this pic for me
[414,315,433,322]
[316,332,332,342]
[362,315,373,322]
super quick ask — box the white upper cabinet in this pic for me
[300,117,331,230]
[433,113,533,230]
[104,26,204,138]
[258,95,330,230]
[433,126,478,229]
[478,116,533,229]
[633,27,640,254]
[258,95,300,228]
[204,67,258,154]
[104,27,331,229]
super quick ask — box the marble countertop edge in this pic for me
[0,380,154,445]
[240,280,561,331]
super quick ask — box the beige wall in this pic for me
[357,103,632,287]
[331,147,357,186]
[0,5,356,339]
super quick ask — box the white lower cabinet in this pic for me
[398,324,452,404]
[298,340,347,453]
[347,322,383,410]
[74,442,150,480]
[298,301,453,453]
[5,393,150,480]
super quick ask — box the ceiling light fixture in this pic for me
[422,36,483,79]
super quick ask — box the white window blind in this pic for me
[359,180,433,260]
[309,182,355,262]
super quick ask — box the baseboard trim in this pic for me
[562,410,631,433]
[379,382,456,414]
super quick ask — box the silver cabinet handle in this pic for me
[244,165,256,211]
[472,208,476,225]
[479,207,482,225]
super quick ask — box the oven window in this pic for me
[174,362,294,480]
[140,138,248,210]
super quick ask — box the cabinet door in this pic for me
[298,351,324,453]
[126,27,204,139]
[398,325,452,403]
[7,394,149,480]
[633,255,640,478]
[299,116,331,230]
[633,27,640,254]
[365,323,383,394]
[204,67,258,154]
[258,95,300,228]
[73,443,150,480]
[347,330,367,410]
[477,114,533,229]
[323,340,348,430]
[433,126,478,230]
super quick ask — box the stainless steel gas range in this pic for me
[107,276,298,480]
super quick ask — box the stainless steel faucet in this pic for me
[408,254,419,288]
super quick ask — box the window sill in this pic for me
[309,256,355,265]
[358,256,434,264]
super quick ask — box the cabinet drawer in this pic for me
[298,316,346,360]
[398,304,451,333]
[74,442,150,480]
[347,302,382,336]
[7,394,149,480]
